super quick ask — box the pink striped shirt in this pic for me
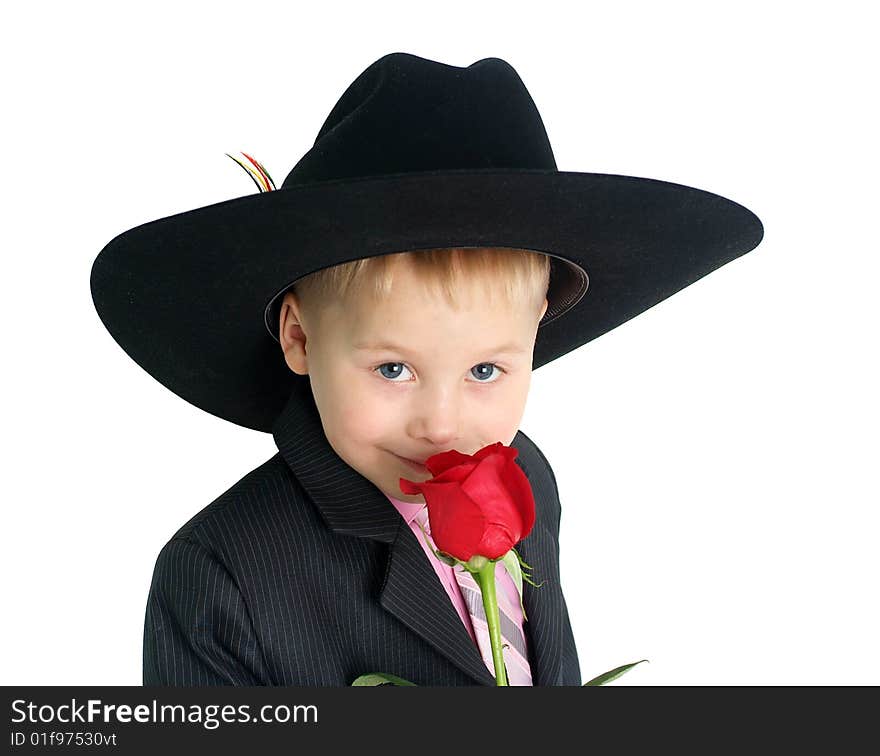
[384,493,527,651]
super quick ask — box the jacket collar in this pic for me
[272,379,563,686]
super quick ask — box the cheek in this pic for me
[482,380,530,442]
[334,390,393,442]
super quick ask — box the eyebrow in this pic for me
[353,341,527,355]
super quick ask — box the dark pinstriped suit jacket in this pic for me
[143,381,581,686]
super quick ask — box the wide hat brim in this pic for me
[90,167,764,433]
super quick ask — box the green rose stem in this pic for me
[467,555,509,687]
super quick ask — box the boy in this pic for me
[90,52,763,686]
[145,246,578,686]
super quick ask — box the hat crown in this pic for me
[282,52,558,188]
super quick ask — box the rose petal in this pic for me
[430,460,477,484]
[399,476,424,495]
[421,482,487,561]
[425,449,473,476]
[477,522,519,559]
[503,459,536,539]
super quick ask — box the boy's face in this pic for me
[279,259,548,504]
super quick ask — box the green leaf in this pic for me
[511,546,534,571]
[512,547,545,588]
[351,672,418,686]
[500,550,528,621]
[583,659,649,686]
[522,573,544,588]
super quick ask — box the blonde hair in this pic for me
[290,247,551,324]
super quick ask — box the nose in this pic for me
[407,385,462,448]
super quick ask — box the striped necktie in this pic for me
[415,506,533,685]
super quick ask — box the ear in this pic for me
[279,291,309,375]
[538,297,549,322]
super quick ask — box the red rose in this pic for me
[398,442,536,561]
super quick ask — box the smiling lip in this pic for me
[394,454,429,472]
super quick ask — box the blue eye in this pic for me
[376,363,412,381]
[470,363,502,382]
[374,362,504,383]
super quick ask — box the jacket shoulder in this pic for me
[163,452,308,553]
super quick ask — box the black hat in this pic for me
[90,52,764,432]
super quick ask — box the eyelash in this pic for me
[373,362,507,384]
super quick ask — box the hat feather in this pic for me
[225,152,276,192]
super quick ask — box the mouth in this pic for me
[392,453,430,474]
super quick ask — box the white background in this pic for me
[2,1,877,686]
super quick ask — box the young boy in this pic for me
[145,246,579,686]
[90,52,762,686]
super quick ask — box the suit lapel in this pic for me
[379,517,497,685]
[272,379,562,686]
